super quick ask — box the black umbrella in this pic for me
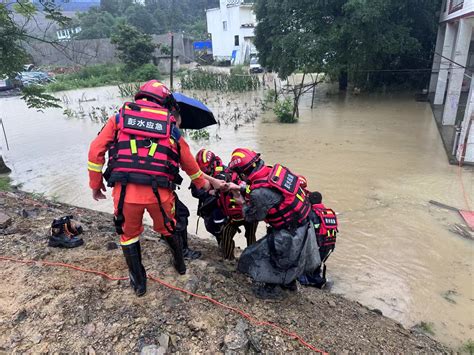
[172,92,217,130]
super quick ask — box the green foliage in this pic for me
[111,24,156,70]
[181,70,260,92]
[273,97,296,123]
[415,321,435,336]
[254,0,442,89]
[264,89,277,104]
[21,85,61,111]
[0,175,11,192]
[230,65,247,75]
[118,82,142,97]
[75,8,118,39]
[46,64,160,92]
[461,340,474,355]
[187,129,210,141]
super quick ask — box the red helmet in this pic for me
[299,175,308,189]
[228,148,260,174]
[195,149,223,175]
[135,80,171,103]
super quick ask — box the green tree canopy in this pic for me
[254,0,441,88]
[111,23,156,70]
[75,8,119,40]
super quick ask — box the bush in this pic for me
[273,97,296,123]
[181,69,260,92]
[131,63,161,81]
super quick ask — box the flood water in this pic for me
[1,84,473,347]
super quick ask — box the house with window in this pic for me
[206,0,257,65]
[429,0,474,163]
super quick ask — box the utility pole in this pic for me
[170,33,174,91]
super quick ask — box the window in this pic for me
[234,35,239,46]
[449,0,464,13]
[223,21,227,31]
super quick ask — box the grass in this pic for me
[414,321,435,336]
[0,175,11,191]
[46,63,161,92]
[180,69,260,92]
[460,340,474,355]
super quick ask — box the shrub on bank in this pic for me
[273,97,296,123]
[46,63,161,92]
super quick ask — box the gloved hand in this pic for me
[92,182,107,201]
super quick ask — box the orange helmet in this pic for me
[135,80,171,103]
[228,148,260,174]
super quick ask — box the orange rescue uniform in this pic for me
[88,116,206,244]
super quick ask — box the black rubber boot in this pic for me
[252,283,285,300]
[48,233,84,248]
[165,234,187,275]
[180,228,202,260]
[281,280,298,292]
[122,242,147,297]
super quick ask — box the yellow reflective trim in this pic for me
[148,142,158,157]
[88,161,103,172]
[169,138,175,145]
[232,152,246,158]
[130,139,137,154]
[296,194,304,202]
[229,198,236,202]
[202,150,208,163]
[189,170,203,180]
[124,106,167,115]
[152,82,164,87]
[140,108,167,115]
[215,166,223,172]
[275,165,283,177]
[120,237,139,246]
[88,166,102,173]
[246,185,251,194]
[327,231,331,237]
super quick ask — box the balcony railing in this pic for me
[449,0,464,14]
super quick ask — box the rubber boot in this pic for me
[122,242,147,297]
[48,233,84,248]
[165,234,187,275]
[180,228,202,260]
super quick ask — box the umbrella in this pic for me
[172,92,217,130]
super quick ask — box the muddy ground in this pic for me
[0,190,449,353]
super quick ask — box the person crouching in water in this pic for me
[194,149,258,260]
[88,80,214,297]
[227,148,320,299]
[298,191,338,289]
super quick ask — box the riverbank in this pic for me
[0,190,450,353]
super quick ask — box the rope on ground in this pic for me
[0,256,327,354]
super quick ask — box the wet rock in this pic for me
[158,333,169,350]
[0,211,12,228]
[15,309,27,323]
[223,320,249,352]
[86,346,96,355]
[84,323,96,336]
[140,345,166,355]
[328,300,337,308]
[106,241,118,251]
[371,309,383,316]
[30,332,42,344]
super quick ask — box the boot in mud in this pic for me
[252,283,286,300]
[165,234,187,275]
[298,268,327,289]
[281,279,298,292]
[48,216,84,248]
[180,228,202,260]
[122,242,147,297]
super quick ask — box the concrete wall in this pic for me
[440,0,474,22]
[206,0,256,64]
[25,33,194,67]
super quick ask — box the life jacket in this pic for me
[105,100,180,188]
[104,100,181,235]
[312,203,338,248]
[248,164,311,229]
[216,168,244,221]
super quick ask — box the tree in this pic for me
[75,8,119,39]
[111,23,156,70]
[1,0,69,109]
[124,4,156,34]
[253,0,442,88]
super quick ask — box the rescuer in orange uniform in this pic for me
[88,80,210,297]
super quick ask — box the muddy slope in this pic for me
[0,191,448,353]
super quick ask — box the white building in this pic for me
[430,0,474,163]
[206,0,257,65]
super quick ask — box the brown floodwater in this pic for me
[0,84,472,347]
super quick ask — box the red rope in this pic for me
[0,256,327,354]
